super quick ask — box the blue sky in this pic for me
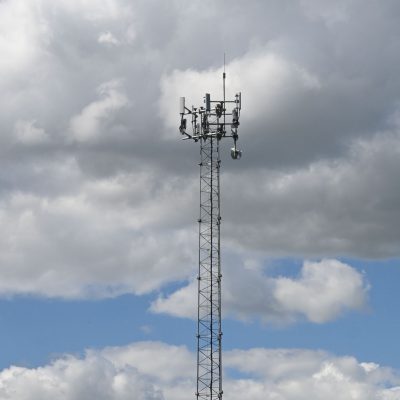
[2,259,400,370]
[1,0,400,399]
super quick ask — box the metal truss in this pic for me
[197,136,222,400]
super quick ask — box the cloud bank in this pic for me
[0,342,399,400]
[1,0,400,302]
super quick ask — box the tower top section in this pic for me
[179,72,242,160]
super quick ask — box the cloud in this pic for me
[273,259,367,323]
[69,80,129,142]
[0,342,399,400]
[0,352,163,400]
[160,50,321,135]
[151,259,368,324]
[14,120,48,144]
[225,347,400,400]
[0,166,197,298]
[0,1,51,78]
[221,130,400,258]
[299,0,350,24]
[98,32,121,46]
[1,0,400,302]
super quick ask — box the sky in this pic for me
[1,0,400,399]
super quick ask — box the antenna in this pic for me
[180,97,185,114]
[223,53,226,135]
[179,63,242,400]
[205,93,211,111]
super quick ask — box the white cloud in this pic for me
[97,26,136,46]
[224,348,400,400]
[151,259,368,324]
[69,80,129,142]
[0,165,197,298]
[0,353,162,400]
[0,1,51,79]
[160,50,321,135]
[98,32,120,46]
[101,342,194,384]
[274,259,367,323]
[0,342,399,400]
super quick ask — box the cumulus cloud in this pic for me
[0,0,400,303]
[69,80,129,142]
[221,130,400,258]
[0,162,197,298]
[0,342,399,400]
[151,259,368,324]
[0,353,162,400]
[160,50,321,135]
[225,347,400,400]
[273,259,367,322]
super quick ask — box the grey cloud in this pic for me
[1,0,400,300]
[222,130,400,257]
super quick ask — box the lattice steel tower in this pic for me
[179,71,242,400]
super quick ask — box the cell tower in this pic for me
[179,68,242,400]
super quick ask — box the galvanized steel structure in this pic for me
[179,71,242,400]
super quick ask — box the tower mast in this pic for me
[179,70,242,400]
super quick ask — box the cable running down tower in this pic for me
[179,71,242,400]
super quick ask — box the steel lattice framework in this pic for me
[179,71,241,400]
[197,135,222,400]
